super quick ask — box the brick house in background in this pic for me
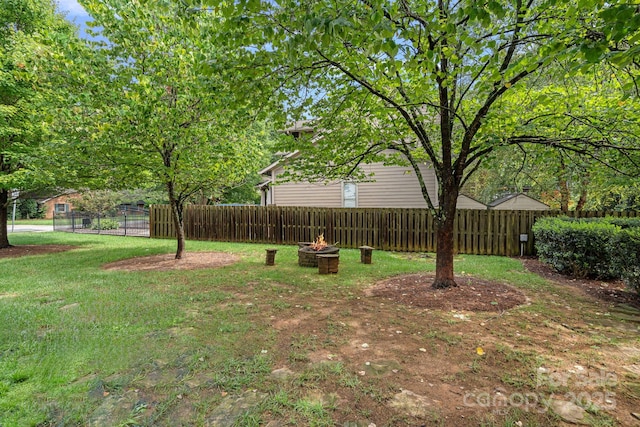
[38,191,80,219]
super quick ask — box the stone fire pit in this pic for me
[298,244,340,267]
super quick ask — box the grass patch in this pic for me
[0,232,636,426]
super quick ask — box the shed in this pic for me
[456,194,487,210]
[488,193,550,211]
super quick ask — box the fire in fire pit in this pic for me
[310,234,328,251]
[298,234,339,267]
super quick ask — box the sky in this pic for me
[56,0,94,38]
[56,0,88,17]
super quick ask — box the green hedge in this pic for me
[607,218,640,229]
[532,218,618,279]
[553,216,640,229]
[610,228,640,295]
[532,217,640,295]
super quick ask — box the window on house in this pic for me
[55,203,68,213]
[343,182,357,208]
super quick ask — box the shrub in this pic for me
[534,216,640,294]
[16,199,45,219]
[610,228,640,296]
[550,216,640,229]
[90,218,120,230]
[604,217,640,229]
[532,217,619,279]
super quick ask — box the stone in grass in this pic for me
[87,390,140,427]
[549,399,592,425]
[205,390,267,426]
[389,389,432,418]
[271,367,295,380]
[363,360,401,377]
[306,390,341,406]
[343,421,376,427]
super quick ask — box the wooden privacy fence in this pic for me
[149,205,639,256]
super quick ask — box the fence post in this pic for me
[71,211,75,233]
[124,214,127,236]
[97,214,101,234]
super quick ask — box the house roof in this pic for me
[488,193,518,207]
[282,120,315,134]
[258,151,300,175]
[37,190,79,204]
[458,193,486,206]
[257,180,271,189]
[262,120,329,176]
[488,193,549,208]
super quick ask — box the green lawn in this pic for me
[0,232,637,426]
[0,233,429,425]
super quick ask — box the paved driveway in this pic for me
[6,224,54,233]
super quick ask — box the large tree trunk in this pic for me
[0,189,11,249]
[434,215,457,289]
[433,182,459,289]
[167,182,186,259]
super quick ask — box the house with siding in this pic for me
[488,193,550,211]
[259,121,490,210]
[258,152,487,210]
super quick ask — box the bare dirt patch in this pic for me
[367,273,527,311]
[0,245,75,259]
[45,252,638,426]
[102,251,240,271]
[521,257,640,309]
[258,274,639,426]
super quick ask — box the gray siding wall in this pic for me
[357,162,438,208]
[270,162,438,208]
[269,162,483,209]
[271,169,343,207]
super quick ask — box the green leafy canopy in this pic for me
[62,0,273,257]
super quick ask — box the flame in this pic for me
[310,233,328,251]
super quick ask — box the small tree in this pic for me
[15,199,45,219]
[70,0,268,258]
[74,190,122,217]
